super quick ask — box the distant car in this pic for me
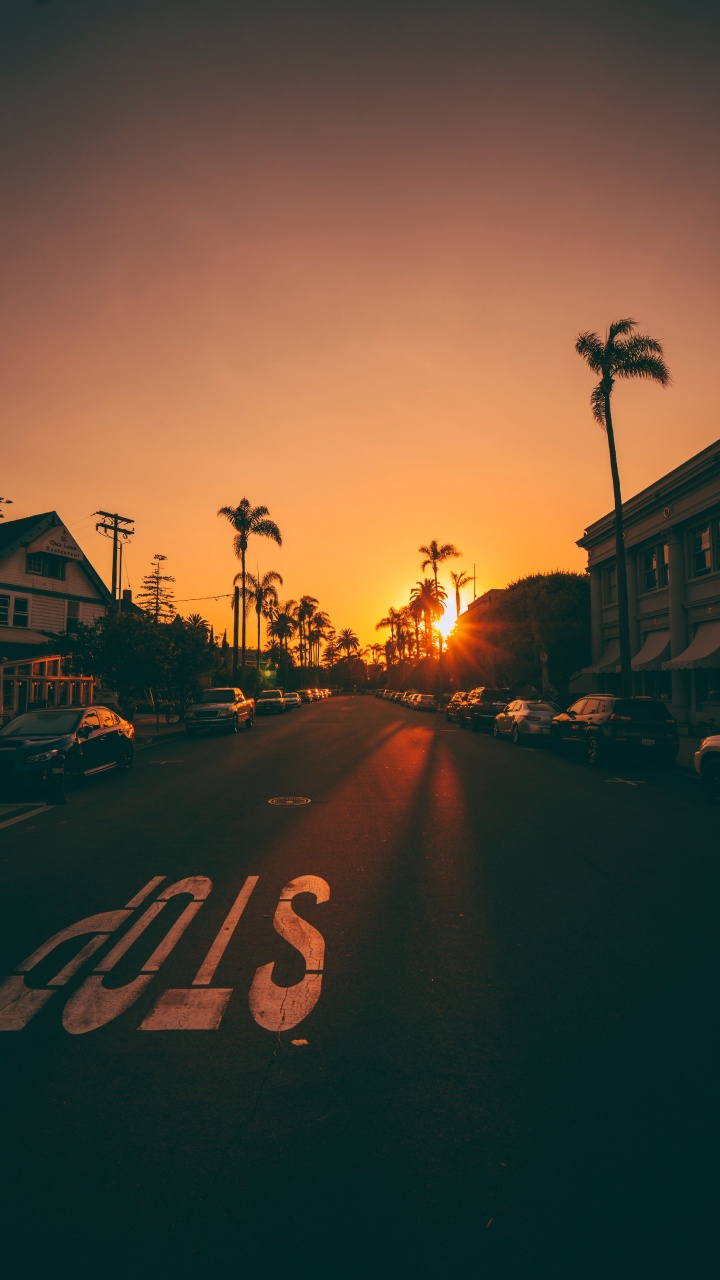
[416,694,438,712]
[255,690,287,715]
[374,688,386,698]
[550,695,678,766]
[0,705,135,799]
[185,688,254,735]
[400,690,419,705]
[445,692,468,722]
[459,688,514,732]
[493,699,561,744]
[694,734,720,801]
[297,689,313,703]
[284,692,301,709]
[382,689,394,700]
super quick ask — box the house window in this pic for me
[25,551,65,580]
[602,566,617,605]
[13,598,29,628]
[660,543,669,587]
[0,594,8,627]
[66,600,80,633]
[691,525,712,577]
[642,548,657,593]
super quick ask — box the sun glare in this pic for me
[438,609,456,640]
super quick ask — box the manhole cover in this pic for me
[268,796,312,806]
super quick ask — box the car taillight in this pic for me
[525,715,542,722]
[610,713,632,721]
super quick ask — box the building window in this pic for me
[66,600,80,633]
[602,566,617,605]
[691,525,712,577]
[25,551,65,580]
[660,543,669,587]
[0,594,8,627]
[13,598,29,628]
[642,548,657,593]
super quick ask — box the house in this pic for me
[0,511,112,719]
[576,439,720,729]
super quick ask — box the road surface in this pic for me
[1,697,718,1277]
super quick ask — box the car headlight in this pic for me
[25,749,58,764]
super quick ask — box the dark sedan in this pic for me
[459,688,514,732]
[0,706,135,801]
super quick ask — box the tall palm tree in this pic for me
[267,599,297,665]
[576,319,671,695]
[449,569,472,621]
[419,540,460,655]
[368,642,384,666]
[185,613,210,635]
[376,607,402,663]
[295,595,319,668]
[243,570,283,671]
[410,579,446,655]
[308,611,332,667]
[218,498,282,678]
[336,628,360,664]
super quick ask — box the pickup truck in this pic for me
[185,688,254,736]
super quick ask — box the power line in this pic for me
[174,593,233,602]
[94,510,135,605]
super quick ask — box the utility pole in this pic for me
[95,511,135,606]
[473,564,476,600]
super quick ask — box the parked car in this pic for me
[459,688,514,732]
[297,689,313,703]
[550,695,678,766]
[284,692,301,709]
[416,694,438,712]
[493,699,561,744]
[694,734,720,801]
[0,705,135,800]
[445,692,468,723]
[255,690,287,715]
[186,687,254,735]
[400,690,419,705]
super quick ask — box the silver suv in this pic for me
[185,688,254,736]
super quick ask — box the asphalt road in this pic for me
[1,697,718,1278]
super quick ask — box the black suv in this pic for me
[550,695,678,766]
[445,692,468,723]
[458,688,514,732]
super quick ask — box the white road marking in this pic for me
[139,876,259,1030]
[249,875,330,1033]
[63,876,212,1034]
[605,778,647,787]
[193,876,259,986]
[0,804,50,831]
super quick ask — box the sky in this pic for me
[2,0,719,645]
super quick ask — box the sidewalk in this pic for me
[132,715,186,748]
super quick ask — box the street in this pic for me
[1,696,718,1277]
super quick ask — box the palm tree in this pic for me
[185,613,209,635]
[218,499,282,678]
[575,319,671,695]
[449,569,472,621]
[336,628,360,664]
[308,611,332,667]
[243,570,283,671]
[410,579,446,655]
[267,599,297,666]
[295,595,319,668]
[368,642,384,666]
[376,607,402,664]
[419,540,460,655]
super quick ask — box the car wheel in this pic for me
[586,734,602,766]
[245,713,253,730]
[701,757,720,802]
[64,752,84,791]
[511,724,520,746]
[118,745,134,770]
[230,715,239,734]
[492,721,500,738]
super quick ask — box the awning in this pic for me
[582,640,620,674]
[631,629,671,671]
[663,619,720,670]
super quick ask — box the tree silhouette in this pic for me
[218,499,282,678]
[243,570,283,672]
[419,540,460,655]
[576,319,670,694]
[449,569,472,620]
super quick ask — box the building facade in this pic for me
[0,511,112,720]
[576,440,720,730]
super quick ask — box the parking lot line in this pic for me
[0,804,50,832]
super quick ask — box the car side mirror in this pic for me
[77,724,90,738]
[566,710,576,717]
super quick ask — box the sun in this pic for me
[438,608,456,640]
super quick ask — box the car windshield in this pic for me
[0,710,82,737]
[528,702,561,713]
[482,690,512,701]
[259,691,282,699]
[201,690,235,703]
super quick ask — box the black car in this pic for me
[550,695,678,766]
[459,688,514,732]
[445,692,468,722]
[0,706,135,800]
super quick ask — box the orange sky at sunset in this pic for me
[3,1,719,646]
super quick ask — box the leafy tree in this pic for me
[218,498,282,678]
[137,554,176,622]
[576,319,670,695]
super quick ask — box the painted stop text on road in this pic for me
[0,873,330,1035]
